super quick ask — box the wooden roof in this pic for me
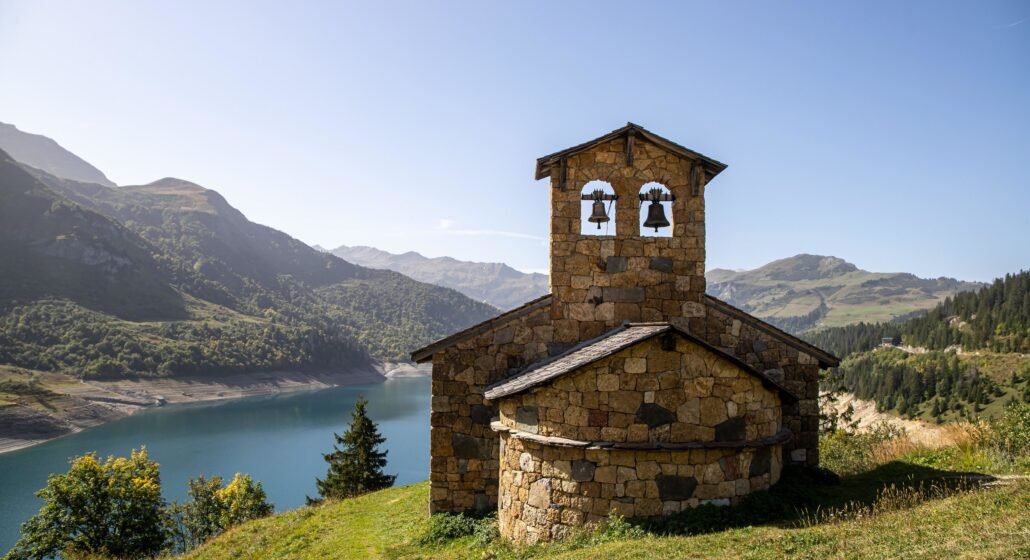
[534,122,728,181]
[483,322,798,401]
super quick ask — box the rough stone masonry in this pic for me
[411,123,838,542]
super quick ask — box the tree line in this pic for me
[807,270,1030,359]
[823,348,1030,421]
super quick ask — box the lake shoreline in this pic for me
[0,362,429,455]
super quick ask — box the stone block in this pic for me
[602,287,645,303]
[714,417,746,442]
[605,256,628,273]
[700,397,728,426]
[597,374,620,391]
[624,357,647,373]
[594,466,617,484]
[635,402,677,428]
[656,475,698,501]
[649,257,674,272]
[572,460,596,482]
[749,447,771,477]
[452,433,487,459]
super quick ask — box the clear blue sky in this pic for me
[1,1,1027,281]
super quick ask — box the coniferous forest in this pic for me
[807,270,1030,359]
[814,271,1030,421]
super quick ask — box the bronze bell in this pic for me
[587,199,609,229]
[643,200,670,231]
[587,189,610,229]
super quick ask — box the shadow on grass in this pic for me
[626,462,996,536]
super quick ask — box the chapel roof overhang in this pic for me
[408,293,840,369]
[482,322,798,402]
[534,122,728,182]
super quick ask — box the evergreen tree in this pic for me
[308,397,396,504]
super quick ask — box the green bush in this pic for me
[417,512,497,546]
[169,473,274,552]
[821,422,906,476]
[987,401,1030,457]
[4,449,167,560]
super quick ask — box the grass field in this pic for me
[184,459,1030,560]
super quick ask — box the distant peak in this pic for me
[0,120,116,187]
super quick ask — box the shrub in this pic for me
[169,473,274,552]
[417,512,497,546]
[986,401,1030,457]
[4,449,167,560]
[820,422,906,476]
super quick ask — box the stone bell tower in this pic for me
[534,123,727,342]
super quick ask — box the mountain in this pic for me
[0,131,498,378]
[705,254,982,333]
[0,148,184,321]
[0,122,115,187]
[330,245,549,310]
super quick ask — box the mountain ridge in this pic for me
[331,244,548,310]
[0,121,115,187]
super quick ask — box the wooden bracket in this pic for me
[625,131,635,166]
[559,157,568,191]
[690,161,704,196]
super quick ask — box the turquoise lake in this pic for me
[0,375,431,553]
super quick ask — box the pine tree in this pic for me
[307,396,396,504]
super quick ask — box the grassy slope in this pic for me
[706,255,980,331]
[186,472,1030,560]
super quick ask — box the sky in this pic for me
[0,1,1027,282]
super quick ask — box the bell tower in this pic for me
[534,123,727,343]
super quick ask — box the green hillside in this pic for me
[184,475,1029,560]
[0,149,185,321]
[0,147,498,379]
[706,254,981,333]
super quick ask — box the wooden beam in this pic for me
[690,161,704,196]
[559,157,567,191]
[580,193,619,201]
[625,131,634,166]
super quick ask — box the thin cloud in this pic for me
[1003,18,1025,28]
[385,228,546,242]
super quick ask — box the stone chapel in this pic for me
[411,123,839,543]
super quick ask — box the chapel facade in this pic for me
[411,123,838,543]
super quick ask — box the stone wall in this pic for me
[496,337,781,445]
[498,434,783,543]
[548,137,708,334]
[702,299,822,465]
[429,304,555,513]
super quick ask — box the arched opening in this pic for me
[580,181,616,236]
[639,182,673,237]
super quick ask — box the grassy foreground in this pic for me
[185,472,1029,560]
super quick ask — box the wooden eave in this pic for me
[534,122,728,182]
